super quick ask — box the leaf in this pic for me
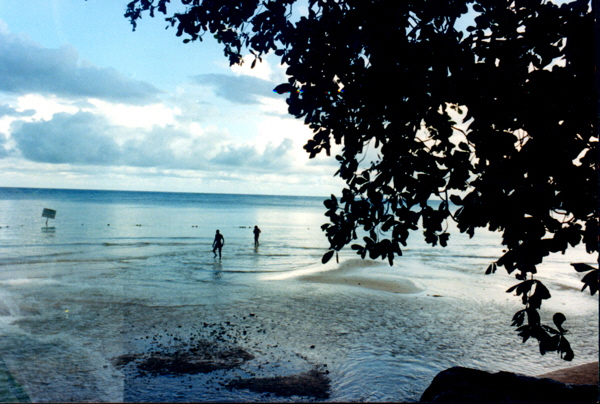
[458,142,470,151]
[533,281,551,300]
[553,312,567,333]
[485,262,497,275]
[515,272,527,281]
[321,250,334,264]
[511,310,526,327]
[539,335,560,356]
[449,195,462,206]
[516,325,532,343]
[581,270,598,295]
[526,308,541,326]
[273,83,294,94]
[559,337,574,361]
[571,263,595,272]
[506,283,520,294]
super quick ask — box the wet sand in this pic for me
[280,259,598,394]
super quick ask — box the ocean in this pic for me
[0,187,597,402]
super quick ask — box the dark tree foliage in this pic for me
[124,0,597,360]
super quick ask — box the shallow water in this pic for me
[0,187,597,402]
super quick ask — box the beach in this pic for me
[0,187,597,402]
[538,362,598,386]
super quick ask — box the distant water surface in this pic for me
[0,187,597,402]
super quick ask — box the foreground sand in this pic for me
[537,362,598,385]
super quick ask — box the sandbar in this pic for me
[297,259,424,294]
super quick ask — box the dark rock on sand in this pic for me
[420,367,598,403]
[136,350,251,375]
[113,345,254,376]
[227,368,330,399]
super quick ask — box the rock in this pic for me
[420,367,598,403]
[227,368,330,399]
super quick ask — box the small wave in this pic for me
[0,278,60,287]
[0,256,150,267]
[102,241,195,247]
[262,258,377,281]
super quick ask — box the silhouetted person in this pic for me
[213,230,225,258]
[253,225,261,246]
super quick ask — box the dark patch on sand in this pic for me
[227,367,331,399]
[113,341,254,375]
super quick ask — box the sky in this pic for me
[0,0,345,196]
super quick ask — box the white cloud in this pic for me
[231,54,272,80]
[230,54,286,83]
[16,94,78,121]
[87,99,181,129]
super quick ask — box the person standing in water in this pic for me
[253,225,261,246]
[213,230,225,258]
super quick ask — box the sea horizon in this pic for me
[0,185,330,200]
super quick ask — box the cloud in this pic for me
[192,73,283,105]
[210,138,294,170]
[0,103,35,118]
[0,132,9,158]
[10,111,119,165]
[0,31,161,104]
[8,110,297,174]
[8,111,210,168]
[229,54,281,81]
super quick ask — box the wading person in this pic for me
[253,225,261,246]
[213,230,225,258]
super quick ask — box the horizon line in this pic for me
[0,185,328,199]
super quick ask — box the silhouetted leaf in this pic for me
[449,195,462,206]
[321,250,334,264]
[506,283,519,294]
[533,281,551,300]
[511,310,526,327]
[553,312,567,334]
[571,263,595,272]
[559,337,574,361]
[439,233,449,247]
[485,262,497,275]
[581,270,598,295]
[273,83,294,94]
